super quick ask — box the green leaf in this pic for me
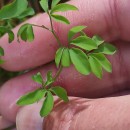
[0,26,14,43]
[40,91,54,117]
[0,0,28,20]
[61,48,71,67]
[0,59,4,64]
[51,14,70,24]
[40,0,49,12]
[50,86,69,102]
[17,24,34,42]
[51,3,78,14]
[26,24,34,42]
[45,71,54,86]
[17,89,47,106]
[17,7,35,19]
[69,48,91,75]
[88,56,102,79]
[32,72,44,85]
[90,53,112,72]
[68,26,87,41]
[92,35,104,46]
[94,43,117,55]
[71,36,97,51]
[55,47,64,67]
[0,47,4,56]
[51,0,61,9]
[17,24,28,41]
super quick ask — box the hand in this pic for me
[0,0,130,129]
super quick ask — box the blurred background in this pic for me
[0,0,68,86]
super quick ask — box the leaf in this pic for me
[51,3,78,14]
[0,0,28,20]
[92,35,104,46]
[68,26,87,41]
[71,36,97,51]
[69,48,91,75]
[17,89,47,106]
[17,7,35,19]
[61,48,71,67]
[26,24,34,42]
[40,91,54,117]
[40,0,49,12]
[0,47,4,56]
[45,71,54,86]
[17,24,34,42]
[55,47,64,67]
[17,24,28,41]
[88,56,102,79]
[0,59,4,64]
[51,14,70,24]
[90,53,112,72]
[94,43,117,55]
[0,26,14,43]
[32,72,44,85]
[50,86,69,102]
[51,0,61,9]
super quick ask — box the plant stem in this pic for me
[32,24,50,31]
[47,11,62,47]
[54,65,63,81]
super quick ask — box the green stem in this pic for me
[47,11,62,47]
[31,24,50,31]
[54,65,63,81]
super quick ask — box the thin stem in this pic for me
[47,11,62,47]
[54,65,63,81]
[31,24,50,31]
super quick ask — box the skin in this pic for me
[0,0,130,129]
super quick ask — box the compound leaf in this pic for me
[0,47,4,56]
[94,43,117,55]
[0,26,14,43]
[51,14,70,24]
[17,89,47,106]
[40,91,54,117]
[45,71,54,86]
[88,56,102,79]
[40,0,49,12]
[0,0,28,20]
[55,47,64,67]
[51,0,61,9]
[61,48,71,67]
[69,48,91,75]
[71,36,97,51]
[51,3,78,14]
[26,24,34,42]
[92,35,104,46]
[32,72,44,85]
[90,53,112,73]
[17,7,35,19]
[68,26,87,41]
[50,86,69,102]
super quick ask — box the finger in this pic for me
[16,102,43,130]
[0,116,14,129]
[16,94,130,130]
[1,41,130,122]
[1,40,130,122]
[0,0,130,71]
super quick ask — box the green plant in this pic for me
[0,0,117,117]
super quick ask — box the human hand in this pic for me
[0,0,130,129]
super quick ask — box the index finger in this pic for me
[0,0,130,71]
